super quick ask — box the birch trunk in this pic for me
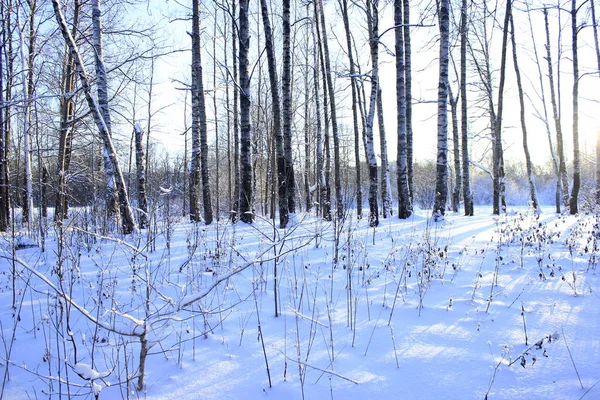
[190,0,213,224]
[134,123,148,228]
[460,0,473,216]
[260,0,288,228]
[395,0,412,219]
[17,3,33,228]
[591,0,600,204]
[544,8,569,210]
[314,1,331,220]
[433,0,449,219]
[91,0,119,223]
[403,0,413,201]
[55,0,80,223]
[569,0,580,214]
[449,88,461,213]
[0,0,7,231]
[312,8,326,220]
[510,15,539,212]
[317,0,343,220]
[239,0,253,223]
[282,0,296,217]
[340,0,362,219]
[377,86,392,218]
[52,0,136,234]
[363,0,380,227]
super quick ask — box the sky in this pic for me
[126,0,600,169]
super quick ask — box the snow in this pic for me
[1,206,599,399]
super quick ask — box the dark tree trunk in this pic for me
[317,0,342,220]
[260,0,288,228]
[239,0,253,223]
[460,0,473,216]
[569,0,580,214]
[282,0,296,218]
[403,0,414,201]
[510,15,539,212]
[449,88,461,213]
[0,0,9,231]
[544,8,569,210]
[340,0,362,219]
[55,0,80,223]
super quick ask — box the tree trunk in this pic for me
[91,0,120,223]
[510,15,539,212]
[395,0,412,219]
[17,2,33,228]
[449,88,461,213]
[312,7,326,220]
[363,0,380,227]
[317,0,343,220]
[340,0,362,219]
[134,123,148,228]
[190,0,213,224]
[0,0,7,231]
[591,0,600,204]
[282,0,296,218]
[239,0,253,223]
[1,0,12,229]
[460,0,473,216]
[403,0,414,201]
[433,0,449,219]
[52,0,136,234]
[377,86,392,218]
[492,0,512,215]
[314,1,331,221]
[55,0,80,223]
[260,0,288,228]
[231,0,241,221]
[544,8,569,210]
[569,0,580,215]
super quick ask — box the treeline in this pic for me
[1,0,600,235]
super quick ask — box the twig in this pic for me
[562,326,583,389]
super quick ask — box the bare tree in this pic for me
[55,0,80,223]
[239,0,253,223]
[0,0,7,231]
[190,0,213,224]
[510,14,539,212]
[395,0,412,219]
[259,0,288,228]
[317,0,343,219]
[569,0,580,214]
[52,0,136,234]
[282,0,296,218]
[134,123,148,228]
[460,0,473,216]
[544,7,569,210]
[404,0,414,201]
[340,0,362,219]
[433,0,450,218]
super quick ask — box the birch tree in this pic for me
[55,0,80,223]
[282,0,296,218]
[0,0,7,231]
[569,0,580,214]
[510,14,539,212]
[134,123,148,228]
[460,0,473,216]
[340,0,362,219]
[259,0,288,228]
[52,0,136,234]
[433,0,450,218]
[317,0,343,219]
[239,0,253,223]
[363,0,380,227]
[190,0,213,224]
[395,0,412,219]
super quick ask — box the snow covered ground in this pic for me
[1,206,599,399]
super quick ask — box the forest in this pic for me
[1,0,600,398]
